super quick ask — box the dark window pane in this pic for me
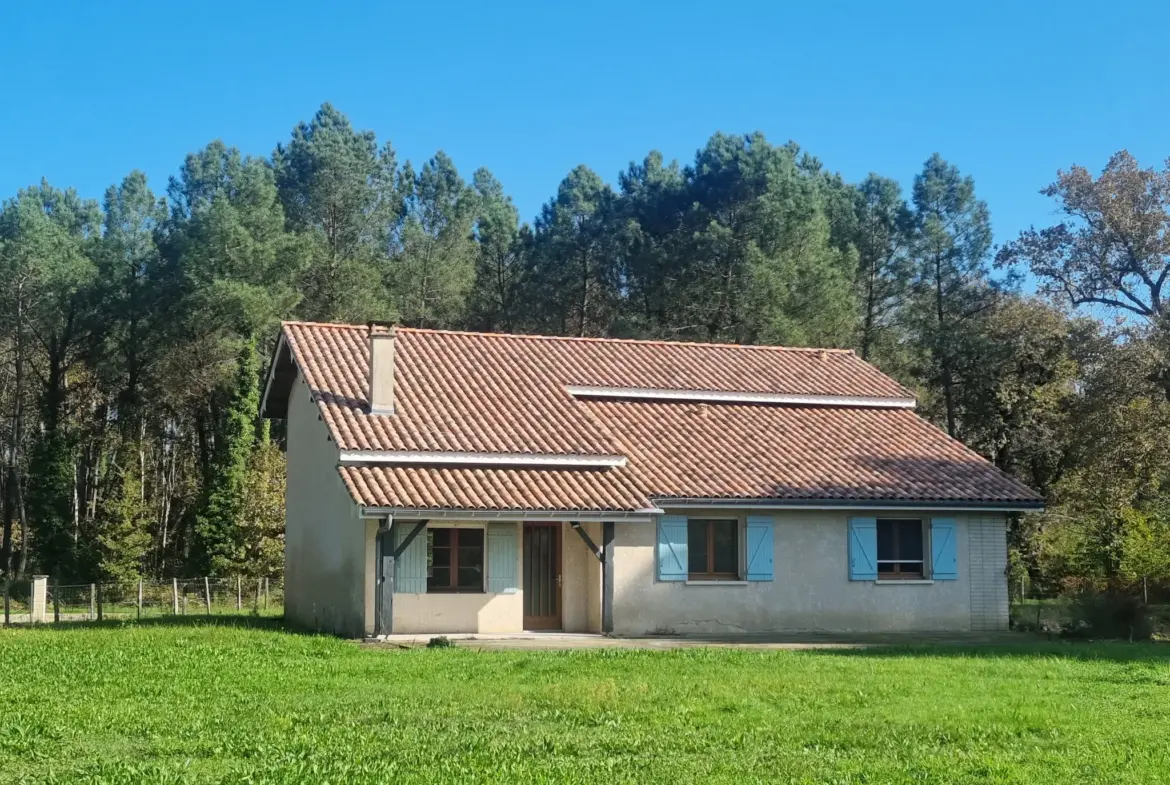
[711,520,738,574]
[458,528,485,549]
[458,566,482,589]
[688,521,708,574]
[897,521,923,561]
[428,567,450,591]
[431,545,451,569]
[876,520,895,561]
[897,562,923,577]
[430,528,452,547]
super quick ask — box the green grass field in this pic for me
[1,622,1169,784]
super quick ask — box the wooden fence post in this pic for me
[89,583,96,620]
[255,578,261,613]
[96,583,103,621]
[264,577,269,611]
[172,578,179,615]
[204,577,212,615]
[3,581,9,627]
[236,576,242,612]
[137,580,144,620]
[53,577,60,623]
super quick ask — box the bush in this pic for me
[1063,592,1154,641]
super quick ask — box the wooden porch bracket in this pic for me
[375,519,429,637]
[569,522,603,562]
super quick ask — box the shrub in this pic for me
[1063,592,1153,641]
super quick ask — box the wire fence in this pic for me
[2,576,283,624]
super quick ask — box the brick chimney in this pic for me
[368,324,396,415]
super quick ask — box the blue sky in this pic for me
[2,0,1167,248]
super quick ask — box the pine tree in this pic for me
[908,154,995,438]
[389,152,478,328]
[195,340,260,575]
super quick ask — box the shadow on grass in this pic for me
[793,639,1170,663]
[36,614,294,634]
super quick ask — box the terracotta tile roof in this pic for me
[339,465,651,512]
[581,400,1042,505]
[271,322,1042,511]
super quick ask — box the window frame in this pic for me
[426,525,486,593]
[686,517,742,581]
[875,518,928,580]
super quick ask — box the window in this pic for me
[427,528,485,592]
[876,519,925,578]
[687,519,739,580]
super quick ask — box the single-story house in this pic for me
[259,321,1043,638]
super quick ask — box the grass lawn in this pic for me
[2,622,1169,784]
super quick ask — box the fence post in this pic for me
[3,581,10,626]
[137,580,144,620]
[53,576,60,623]
[204,577,212,615]
[236,576,242,612]
[172,578,179,615]
[31,576,48,623]
[255,578,261,613]
[89,583,96,620]
[264,577,269,611]
[96,583,103,621]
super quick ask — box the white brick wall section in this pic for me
[968,515,1009,631]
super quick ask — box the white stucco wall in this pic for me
[284,371,370,637]
[611,509,1009,635]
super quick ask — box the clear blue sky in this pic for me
[3,0,1167,247]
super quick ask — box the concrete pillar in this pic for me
[31,575,48,623]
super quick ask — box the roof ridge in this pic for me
[283,321,857,354]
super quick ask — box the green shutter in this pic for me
[486,523,518,593]
[848,517,877,581]
[657,516,687,581]
[745,516,774,581]
[931,518,958,580]
[395,524,428,593]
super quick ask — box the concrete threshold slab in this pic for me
[363,631,1031,650]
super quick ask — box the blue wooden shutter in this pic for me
[486,523,518,593]
[395,524,428,593]
[931,518,958,580]
[657,516,687,581]
[745,516,774,581]
[848,517,877,580]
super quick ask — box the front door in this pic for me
[523,523,561,630]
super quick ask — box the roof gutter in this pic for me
[652,497,1045,513]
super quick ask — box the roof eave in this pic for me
[359,506,664,522]
[651,497,1045,513]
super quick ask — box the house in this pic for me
[259,322,1043,638]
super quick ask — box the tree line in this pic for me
[3,103,1169,597]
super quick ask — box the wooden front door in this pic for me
[523,523,561,630]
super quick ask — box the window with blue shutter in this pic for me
[657,516,688,581]
[848,517,878,580]
[486,523,519,593]
[745,516,774,581]
[930,518,958,580]
[395,524,428,593]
